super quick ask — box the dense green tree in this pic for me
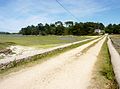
[19,21,120,35]
[55,21,63,26]
[65,21,73,27]
[105,24,113,34]
[105,23,120,34]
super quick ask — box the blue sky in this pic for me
[0,0,120,32]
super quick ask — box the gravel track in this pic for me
[0,36,106,89]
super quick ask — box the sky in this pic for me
[0,0,120,32]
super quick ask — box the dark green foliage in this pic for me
[19,21,106,35]
[19,21,120,35]
[105,24,120,34]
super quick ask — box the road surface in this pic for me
[0,36,106,89]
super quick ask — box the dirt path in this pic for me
[0,36,106,89]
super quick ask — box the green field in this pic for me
[0,35,94,49]
[110,35,120,54]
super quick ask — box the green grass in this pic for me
[88,39,118,89]
[0,35,95,49]
[0,37,99,77]
[32,44,63,49]
[100,40,115,81]
[0,42,15,50]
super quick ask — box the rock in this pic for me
[0,49,12,55]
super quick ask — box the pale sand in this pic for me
[0,36,106,89]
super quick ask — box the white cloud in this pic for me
[0,0,110,32]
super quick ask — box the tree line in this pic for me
[19,21,120,35]
[0,32,10,34]
[105,24,120,34]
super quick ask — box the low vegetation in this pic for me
[88,39,118,89]
[0,42,14,50]
[0,35,91,49]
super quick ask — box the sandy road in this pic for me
[0,36,106,89]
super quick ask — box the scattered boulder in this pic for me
[0,49,12,55]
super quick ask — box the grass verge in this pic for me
[88,38,118,89]
[0,42,15,50]
[0,37,100,77]
[0,35,92,48]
